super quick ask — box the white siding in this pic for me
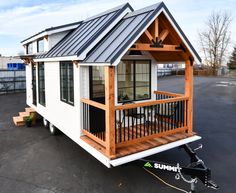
[26,64,32,106]
[80,66,90,99]
[27,61,82,143]
[48,31,69,49]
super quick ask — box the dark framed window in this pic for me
[38,62,46,106]
[60,61,74,105]
[37,38,44,53]
[117,60,151,103]
[26,43,33,54]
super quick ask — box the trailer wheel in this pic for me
[43,118,49,128]
[49,122,58,135]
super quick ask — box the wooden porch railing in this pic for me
[81,98,106,147]
[114,95,188,147]
[81,90,190,156]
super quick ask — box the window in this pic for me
[60,61,74,105]
[90,66,105,99]
[117,60,151,103]
[26,43,33,54]
[37,38,44,53]
[38,62,46,106]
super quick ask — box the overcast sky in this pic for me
[0,0,235,57]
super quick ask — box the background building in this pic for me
[0,56,24,69]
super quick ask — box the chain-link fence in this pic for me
[0,70,26,94]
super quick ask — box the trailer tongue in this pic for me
[136,144,218,193]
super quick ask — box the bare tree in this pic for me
[199,11,232,70]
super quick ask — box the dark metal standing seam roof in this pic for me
[36,3,133,59]
[84,3,162,64]
[84,2,201,64]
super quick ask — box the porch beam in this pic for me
[105,66,116,157]
[158,29,169,43]
[154,18,159,38]
[129,43,182,52]
[185,59,193,133]
[144,29,154,43]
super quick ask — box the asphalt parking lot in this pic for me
[0,76,236,193]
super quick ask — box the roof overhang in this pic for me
[34,55,78,62]
[21,23,81,45]
[19,54,36,64]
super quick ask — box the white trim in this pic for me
[109,135,201,167]
[77,138,111,168]
[161,9,201,64]
[78,7,132,60]
[22,32,48,45]
[78,62,110,66]
[34,56,78,62]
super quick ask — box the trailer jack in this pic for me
[137,144,219,193]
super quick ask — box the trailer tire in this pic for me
[49,122,58,135]
[43,118,49,128]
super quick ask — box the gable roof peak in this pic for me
[84,3,133,22]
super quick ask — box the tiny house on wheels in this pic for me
[19,2,202,168]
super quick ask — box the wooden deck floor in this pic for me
[80,131,195,160]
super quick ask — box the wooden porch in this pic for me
[81,130,195,159]
[80,72,194,160]
[80,13,195,159]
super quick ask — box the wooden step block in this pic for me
[19,111,30,118]
[13,116,25,126]
[25,107,36,113]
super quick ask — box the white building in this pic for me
[0,56,23,69]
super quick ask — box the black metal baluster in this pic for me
[85,103,87,130]
[150,105,153,134]
[139,107,142,138]
[124,109,126,142]
[145,106,148,136]
[131,108,134,139]
[181,100,184,127]
[143,106,146,136]
[165,102,167,131]
[119,110,122,143]
[136,108,138,138]
[178,101,180,128]
[161,103,163,133]
[166,102,171,131]
[154,104,157,134]
[128,108,130,140]
[171,102,174,130]
[115,111,117,143]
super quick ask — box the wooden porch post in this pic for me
[105,66,116,157]
[185,59,193,133]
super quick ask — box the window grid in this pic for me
[27,43,33,54]
[60,61,74,105]
[117,60,151,103]
[37,38,44,53]
[38,62,46,106]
